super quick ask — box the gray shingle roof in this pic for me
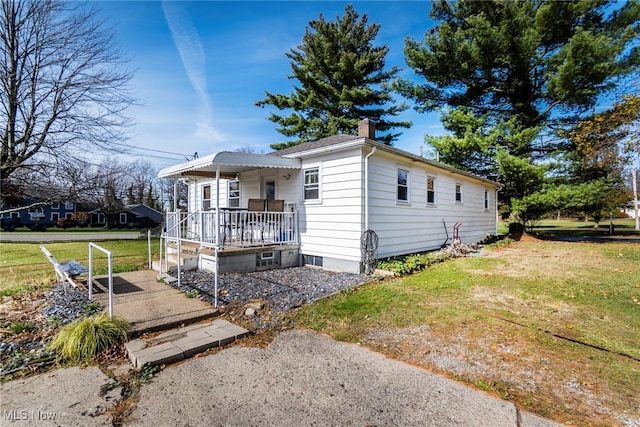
[270,134,360,156]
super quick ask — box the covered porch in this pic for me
[158,151,302,275]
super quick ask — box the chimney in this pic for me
[358,118,376,140]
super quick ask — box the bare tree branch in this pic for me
[1,0,134,198]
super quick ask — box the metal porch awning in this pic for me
[158,152,301,179]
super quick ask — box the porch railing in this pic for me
[164,208,297,248]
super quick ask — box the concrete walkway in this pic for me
[90,270,249,369]
[90,270,218,335]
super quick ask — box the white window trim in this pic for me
[51,212,60,222]
[228,180,240,208]
[303,166,321,203]
[397,168,410,203]
[426,175,437,206]
[202,184,211,211]
[119,213,127,224]
[484,190,490,211]
[455,183,463,204]
[64,201,74,210]
[98,213,105,223]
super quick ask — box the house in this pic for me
[158,119,501,275]
[0,200,76,231]
[89,204,164,228]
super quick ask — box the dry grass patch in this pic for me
[296,238,640,426]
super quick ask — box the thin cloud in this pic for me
[161,1,225,144]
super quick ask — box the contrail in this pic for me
[162,2,223,143]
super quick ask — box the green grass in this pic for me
[498,218,640,236]
[0,238,160,296]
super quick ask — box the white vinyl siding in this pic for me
[367,150,497,259]
[297,149,364,267]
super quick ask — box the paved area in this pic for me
[90,270,218,335]
[1,366,120,426]
[0,232,144,242]
[1,330,563,427]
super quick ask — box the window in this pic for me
[455,183,463,203]
[28,207,44,219]
[119,213,127,224]
[484,190,490,210]
[228,180,240,208]
[427,176,436,205]
[65,213,73,219]
[202,185,211,210]
[304,168,319,200]
[98,213,105,224]
[397,169,409,202]
[52,203,60,210]
[64,201,74,210]
[51,213,60,222]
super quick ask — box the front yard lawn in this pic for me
[295,237,640,426]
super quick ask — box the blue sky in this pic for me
[95,1,442,170]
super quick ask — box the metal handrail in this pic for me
[88,242,114,319]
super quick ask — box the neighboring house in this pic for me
[0,200,76,230]
[89,204,164,228]
[158,119,501,274]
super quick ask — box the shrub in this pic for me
[56,218,78,229]
[508,222,525,239]
[49,314,130,362]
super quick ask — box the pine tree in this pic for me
[256,4,410,148]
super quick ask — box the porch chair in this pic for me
[265,199,285,242]
[244,199,266,244]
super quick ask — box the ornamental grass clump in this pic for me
[49,314,130,362]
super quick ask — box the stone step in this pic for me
[125,319,250,368]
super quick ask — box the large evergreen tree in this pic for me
[398,0,639,149]
[398,0,639,220]
[256,5,410,149]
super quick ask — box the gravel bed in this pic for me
[42,284,103,324]
[1,284,102,377]
[168,266,371,318]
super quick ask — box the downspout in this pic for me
[364,147,377,231]
[495,186,502,236]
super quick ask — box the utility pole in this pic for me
[633,166,639,231]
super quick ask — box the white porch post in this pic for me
[173,179,178,212]
[214,166,220,307]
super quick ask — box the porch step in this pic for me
[125,319,250,368]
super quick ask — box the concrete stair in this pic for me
[125,319,249,368]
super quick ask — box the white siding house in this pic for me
[158,119,501,274]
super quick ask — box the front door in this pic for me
[262,174,276,200]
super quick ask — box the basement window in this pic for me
[303,254,323,267]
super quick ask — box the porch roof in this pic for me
[158,151,301,179]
